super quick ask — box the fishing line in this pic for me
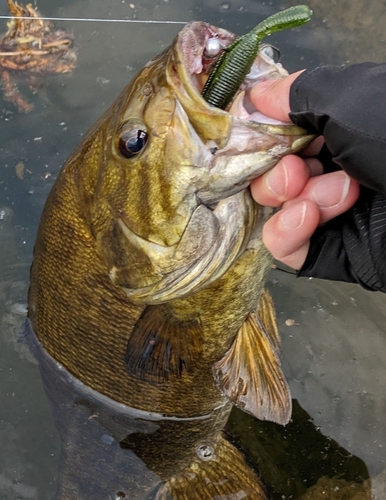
[0,15,188,24]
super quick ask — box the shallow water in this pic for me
[1,0,386,498]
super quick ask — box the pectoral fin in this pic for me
[125,305,203,382]
[258,289,281,354]
[213,311,291,425]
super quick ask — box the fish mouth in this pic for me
[168,21,312,205]
[114,22,313,304]
[174,21,300,128]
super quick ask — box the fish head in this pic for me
[92,21,313,303]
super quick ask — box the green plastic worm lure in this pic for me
[201,5,312,109]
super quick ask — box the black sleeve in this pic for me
[287,63,386,291]
[297,188,386,293]
[289,63,386,196]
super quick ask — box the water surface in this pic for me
[1,0,386,498]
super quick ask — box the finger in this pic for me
[277,241,311,271]
[250,155,311,207]
[300,136,324,158]
[262,200,320,269]
[250,70,305,122]
[262,173,360,270]
[285,171,360,224]
[304,157,324,177]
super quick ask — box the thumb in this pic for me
[250,70,305,122]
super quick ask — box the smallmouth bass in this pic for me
[27,20,313,499]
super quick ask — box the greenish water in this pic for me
[1,0,386,498]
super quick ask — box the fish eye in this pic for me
[118,129,148,158]
[260,44,281,63]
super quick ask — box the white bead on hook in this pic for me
[204,37,222,58]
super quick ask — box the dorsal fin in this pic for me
[213,310,291,425]
[125,305,203,382]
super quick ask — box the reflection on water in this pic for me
[26,320,267,499]
[1,0,386,498]
[227,401,371,499]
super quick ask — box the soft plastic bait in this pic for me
[201,5,312,109]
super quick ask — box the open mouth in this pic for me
[165,22,313,207]
[178,22,291,126]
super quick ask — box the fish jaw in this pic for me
[197,121,310,205]
[96,22,313,302]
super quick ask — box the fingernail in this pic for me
[266,161,288,197]
[280,202,307,230]
[312,172,350,207]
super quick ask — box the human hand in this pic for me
[250,73,360,270]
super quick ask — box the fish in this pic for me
[27,19,313,500]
